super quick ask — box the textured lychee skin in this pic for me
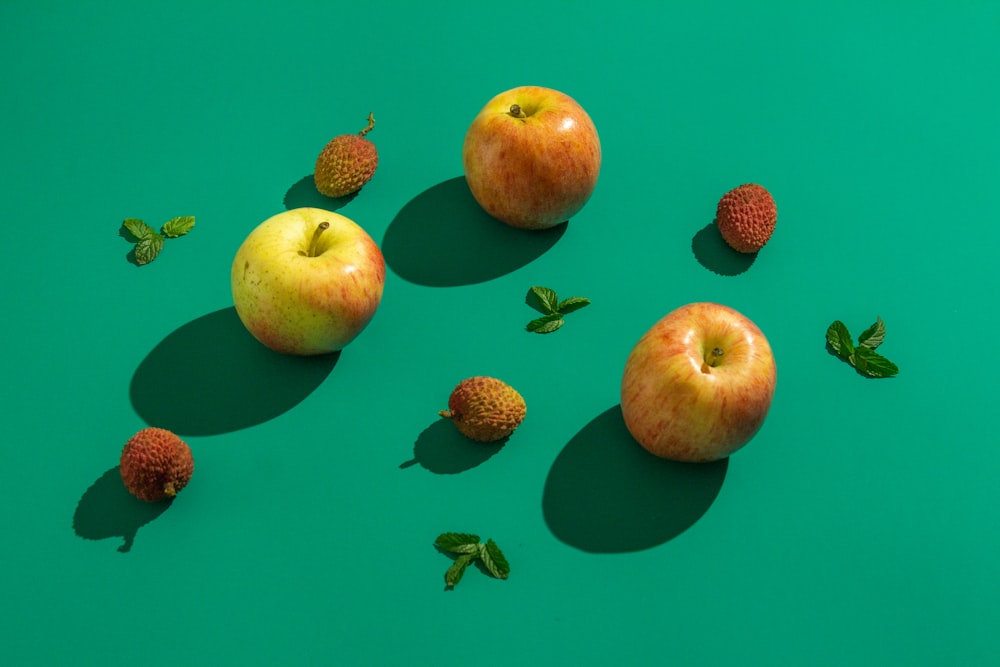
[314,134,378,198]
[715,183,777,253]
[439,376,527,443]
[120,427,194,502]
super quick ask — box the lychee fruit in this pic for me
[314,112,378,198]
[715,183,777,253]
[439,376,527,443]
[119,427,194,502]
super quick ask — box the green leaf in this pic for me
[162,215,196,238]
[852,346,899,378]
[434,533,480,554]
[134,233,165,265]
[526,313,564,334]
[858,317,886,350]
[479,539,510,580]
[557,296,591,314]
[826,320,855,358]
[445,553,476,588]
[529,286,559,314]
[123,218,155,241]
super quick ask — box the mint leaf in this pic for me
[826,320,855,358]
[123,218,155,241]
[445,553,476,588]
[479,539,510,580]
[436,533,510,587]
[526,286,590,334]
[858,317,886,350]
[557,296,591,314]
[530,286,559,314]
[526,313,564,334]
[162,215,195,238]
[435,533,480,554]
[852,346,899,378]
[134,232,165,265]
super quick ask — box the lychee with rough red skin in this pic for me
[314,112,378,198]
[439,376,527,443]
[715,183,777,253]
[120,427,194,502]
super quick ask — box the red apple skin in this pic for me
[231,208,385,356]
[620,303,777,462]
[462,85,601,230]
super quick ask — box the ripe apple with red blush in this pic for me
[621,302,777,462]
[462,85,601,230]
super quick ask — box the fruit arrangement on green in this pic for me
[105,84,899,584]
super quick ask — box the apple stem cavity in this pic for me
[359,112,375,137]
[307,222,330,257]
[508,104,527,119]
[702,347,725,373]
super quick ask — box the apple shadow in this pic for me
[542,405,728,553]
[130,307,339,436]
[283,174,359,211]
[73,466,174,553]
[692,220,757,276]
[399,419,505,474]
[382,176,567,287]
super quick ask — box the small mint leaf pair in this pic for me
[826,316,899,378]
[435,533,510,588]
[121,216,196,265]
[525,285,591,334]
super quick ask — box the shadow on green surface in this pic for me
[283,174,359,211]
[130,307,339,436]
[692,220,757,276]
[399,419,505,474]
[73,467,173,553]
[543,405,728,553]
[382,176,567,287]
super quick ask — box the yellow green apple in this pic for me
[231,207,385,355]
[620,302,777,462]
[462,85,601,230]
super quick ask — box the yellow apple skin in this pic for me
[462,85,601,230]
[231,208,385,356]
[620,303,777,462]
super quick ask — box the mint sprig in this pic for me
[826,317,899,378]
[435,532,510,588]
[121,215,196,265]
[525,285,591,334]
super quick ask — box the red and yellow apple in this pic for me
[462,85,601,230]
[620,303,777,462]
[231,207,385,356]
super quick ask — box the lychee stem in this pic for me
[438,410,453,419]
[508,104,527,119]
[308,222,330,257]
[359,112,375,137]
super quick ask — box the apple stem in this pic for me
[508,104,527,119]
[359,112,375,137]
[705,347,725,369]
[308,222,330,257]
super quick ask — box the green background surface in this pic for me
[2,1,998,665]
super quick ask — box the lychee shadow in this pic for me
[382,176,566,287]
[130,307,339,436]
[692,220,757,276]
[73,466,173,553]
[284,174,359,211]
[400,419,505,474]
[542,404,728,553]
